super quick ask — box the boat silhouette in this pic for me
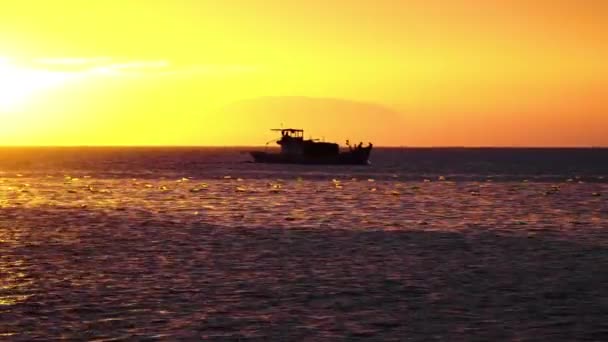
[250,128,372,165]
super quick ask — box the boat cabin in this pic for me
[271,128,304,140]
[271,128,339,157]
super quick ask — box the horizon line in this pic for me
[1,145,607,149]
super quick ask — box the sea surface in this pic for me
[1,147,607,341]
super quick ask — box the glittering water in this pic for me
[1,148,607,340]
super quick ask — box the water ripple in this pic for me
[1,157,607,340]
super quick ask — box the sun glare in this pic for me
[0,57,73,111]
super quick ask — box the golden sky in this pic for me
[0,0,606,146]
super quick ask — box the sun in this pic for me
[0,57,73,111]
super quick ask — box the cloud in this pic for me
[31,57,258,78]
[86,60,171,76]
[157,64,260,77]
[34,57,113,66]
[105,60,170,70]
[31,57,170,75]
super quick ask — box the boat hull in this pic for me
[250,150,371,165]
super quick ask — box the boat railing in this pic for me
[264,138,280,151]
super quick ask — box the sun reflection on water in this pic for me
[0,266,31,306]
[0,228,32,308]
[0,169,606,339]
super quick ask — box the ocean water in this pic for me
[0,147,606,340]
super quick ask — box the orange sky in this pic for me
[0,0,606,146]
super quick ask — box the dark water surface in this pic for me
[1,148,607,340]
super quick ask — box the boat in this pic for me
[250,128,372,165]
